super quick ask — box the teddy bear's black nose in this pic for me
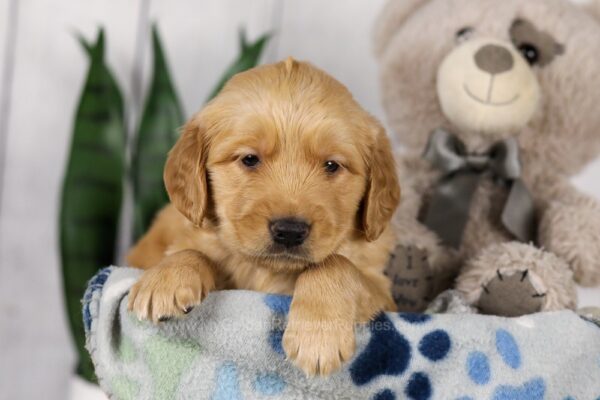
[474,44,514,75]
[269,218,310,247]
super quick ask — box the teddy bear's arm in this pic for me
[535,178,600,286]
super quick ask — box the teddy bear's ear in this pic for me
[373,0,430,59]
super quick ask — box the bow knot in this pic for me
[420,129,536,248]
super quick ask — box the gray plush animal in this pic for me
[376,0,600,316]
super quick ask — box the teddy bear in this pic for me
[374,0,600,316]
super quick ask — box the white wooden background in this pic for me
[0,1,598,399]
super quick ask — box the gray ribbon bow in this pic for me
[420,129,536,248]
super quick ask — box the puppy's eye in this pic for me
[456,26,474,42]
[324,160,340,175]
[518,43,539,65]
[241,154,260,168]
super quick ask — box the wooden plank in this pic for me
[0,0,14,97]
[0,0,19,214]
[147,0,277,116]
[0,1,141,399]
[275,0,387,120]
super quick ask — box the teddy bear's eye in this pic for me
[518,43,540,65]
[456,27,474,42]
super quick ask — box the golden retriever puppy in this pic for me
[127,58,400,376]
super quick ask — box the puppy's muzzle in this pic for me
[269,218,310,248]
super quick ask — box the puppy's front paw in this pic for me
[283,313,355,377]
[127,257,215,323]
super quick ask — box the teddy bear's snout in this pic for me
[436,37,541,135]
[474,44,514,75]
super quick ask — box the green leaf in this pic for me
[132,25,184,240]
[60,28,126,383]
[206,29,271,101]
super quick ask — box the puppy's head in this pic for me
[165,59,399,270]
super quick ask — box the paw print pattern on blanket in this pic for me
[461,328,546,400]
[211,295,292,399]
[350,313,412,386]
[212,361,242,400]
[83,266,112,333]
[264,294,292,355]
[85,267,600,400]
[350,313,452,400]
[211,361,288,399]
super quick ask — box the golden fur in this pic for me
[126,59,400,376]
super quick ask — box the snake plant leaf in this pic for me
[206,29,271,101]
[132,25,184,240]
[60,28,126,383]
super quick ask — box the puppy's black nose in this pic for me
[269,218,310,247]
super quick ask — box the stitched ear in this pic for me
[164,118,209,226]
[362,124,401,241]
[373,0,430,59]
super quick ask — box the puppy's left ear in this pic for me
[362,124,400,241]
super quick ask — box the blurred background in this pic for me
[0,0,598,399]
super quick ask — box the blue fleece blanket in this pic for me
[83,267,600,400]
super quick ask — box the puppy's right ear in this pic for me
[164,118,209,226]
